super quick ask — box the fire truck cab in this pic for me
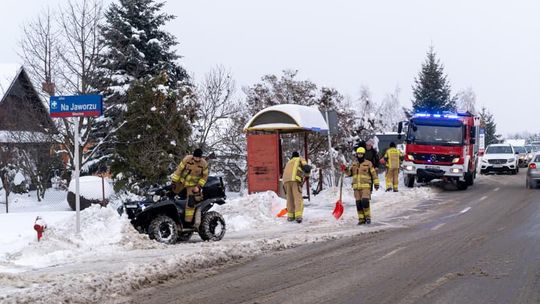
[398,112,480,190]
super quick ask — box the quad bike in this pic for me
[118,176,227,244]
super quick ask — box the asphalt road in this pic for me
[127,171,540,304]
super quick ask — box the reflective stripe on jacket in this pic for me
[345,160,379,190]
[283,157,309,183]
[171,155,209,187]
[384,147,402,169]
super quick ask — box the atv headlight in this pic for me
[153,195,161,202]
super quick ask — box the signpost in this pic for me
[322,110,339,188]
[479,128,486,155]
[49,95,103,234]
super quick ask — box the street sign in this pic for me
[50,95,103,118]
[321,109,339,134]
[479,128,485,152]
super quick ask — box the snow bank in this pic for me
[0,205,155,270]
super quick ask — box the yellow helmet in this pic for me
[356,147,366,154]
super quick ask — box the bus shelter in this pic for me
[243,104,329,199]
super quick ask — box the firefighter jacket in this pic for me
[283,157,310,183]
[384,147,402,169]
[345,159,379,190]
[171,155,209,187]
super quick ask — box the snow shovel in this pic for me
[276,208,288,218]
[332,172,344,219]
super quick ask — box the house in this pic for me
[0,64,57,191]
[0,64,53,137]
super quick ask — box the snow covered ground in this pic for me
[0,174,436,304]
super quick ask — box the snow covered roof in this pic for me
[244,104,329,133]
[0,131,51,143]
[0,63,22,102]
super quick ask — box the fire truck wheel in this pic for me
[457,181,468,190]
[465,172,474,186]
[404,174,415,188]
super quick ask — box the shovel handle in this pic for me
[339,171,344,201]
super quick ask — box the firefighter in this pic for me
[364,139,380,172]
[282,151,311,223]
[384,142,402,192]
[344,147,380,225]
[171,148,209,225]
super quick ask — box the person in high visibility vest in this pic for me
[344,147,380,225]
[282,151,311,223]
[384,142,402,192]
[171,148,209,224]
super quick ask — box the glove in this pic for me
[340,164,347,172]
[171,173,180,183]
[375,185,380,191]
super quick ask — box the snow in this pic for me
[244,104,329,133]
[13,172,25,186]
[0,174,435,303]
[0,131,50,143]
[67,176,114,200]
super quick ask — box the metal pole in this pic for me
[325,110,336,188]
[101,175,105,203]
[74,117,80,234]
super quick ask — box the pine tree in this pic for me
[479,107,498,145]
[91,0,194,185]
[112,74,190,190]
[412,47,456,112]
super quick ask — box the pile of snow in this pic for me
[0,206,155,271]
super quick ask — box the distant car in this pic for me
[480,144,519,175]
[526,153,540,188]
[513,146,528,167]
[524,145,535,162]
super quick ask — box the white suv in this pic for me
[480,144,519,175]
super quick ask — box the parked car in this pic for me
[480,144,519,175]
[526,153,540,188]
[513,146,528,167]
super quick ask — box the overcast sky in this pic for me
[1,0,539,135]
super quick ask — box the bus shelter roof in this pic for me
[244,104,329,134]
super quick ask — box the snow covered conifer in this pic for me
[479,107,499,145]
[412,47,456,112]
[112,74,190,190]
[92,0,194,185]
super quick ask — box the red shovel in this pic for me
[276,208,288,217]
[332,172,344,219]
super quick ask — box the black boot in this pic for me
[365,218,371,224]
[296,217,303,223]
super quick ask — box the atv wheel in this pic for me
[148,215,178,244]
[198,211,226,241]
[177,231,193,242]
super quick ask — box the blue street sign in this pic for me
[50,95,103,118]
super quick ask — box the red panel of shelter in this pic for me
[247,134,280,194]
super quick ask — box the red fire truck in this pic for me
[398,112,480,190]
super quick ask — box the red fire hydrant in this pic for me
[33,216,47,242]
